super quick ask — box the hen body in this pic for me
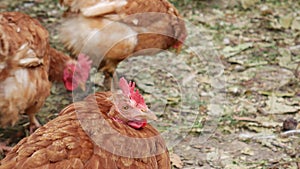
[0,12,51,128]
[59,0,187,88]
[0,92,170,169]
[0,12,87,129]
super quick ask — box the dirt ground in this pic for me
[0,0,300,168]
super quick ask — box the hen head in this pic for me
[63,53,92,91]
[110,77,157,129]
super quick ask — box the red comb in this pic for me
[119,77,147,109]
[119,77,130,96]
[77,53,92,70]
[76,53,92,80]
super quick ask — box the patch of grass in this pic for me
[169,0,207,12]
[220,114,238,126]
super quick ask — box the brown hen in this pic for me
[0,77,170,169]
[0,12,91,131]
[59,0,187,88]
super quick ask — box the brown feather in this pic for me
[0,92,171,169]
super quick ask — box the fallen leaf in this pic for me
[279,14,293,29]
[227,54,268,67]
[259,91,295,97]
[223,43,254,58]
[225,163,249,169]
[240,0,260,9]
[277,48,298,69]
[238,132,276,140]
[255,116,282,128]
[263,96,300,114]
[206,150,232,168]
[239,66,295,91]
[233,116,260,123]
[241,147,255,156]
[170,153,183,169]
[291,17,300,31]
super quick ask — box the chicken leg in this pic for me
[26,104,42,134]
[99,58,121,90]
[28,112,41,134]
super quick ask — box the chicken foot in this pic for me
[28,112,41,134]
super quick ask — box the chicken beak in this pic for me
[135,109,158,121]
[78,81,86,91]
[146,110,158,121]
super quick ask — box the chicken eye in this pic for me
[141,109,146,112]
[122,106,129,110]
